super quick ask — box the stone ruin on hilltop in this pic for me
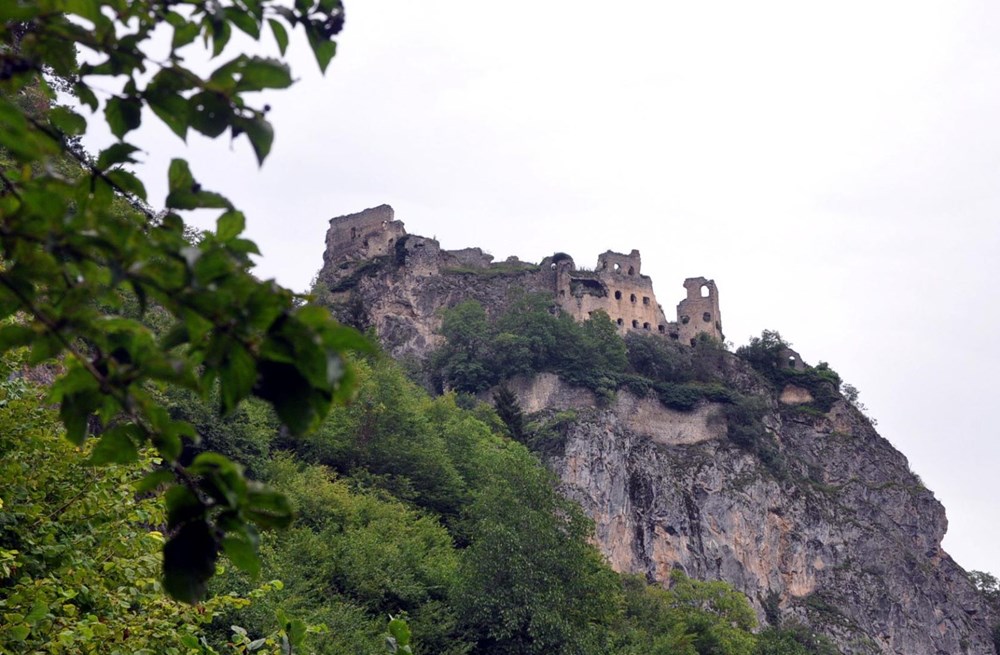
[318,204,723,355]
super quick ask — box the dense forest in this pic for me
[2,337,845,654]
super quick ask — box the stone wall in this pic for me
[677,277,723,344]
[319,205,723,353]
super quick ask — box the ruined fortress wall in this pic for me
[554,250,671,336]
[323,204,405,270]
[319,205,722,356]
[676,277,723,344]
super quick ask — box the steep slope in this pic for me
[315,206,997,654]
[506,367,993,654]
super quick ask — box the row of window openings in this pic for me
[611,312,713,331]
[613,290,650,305]
[615,318,666,333]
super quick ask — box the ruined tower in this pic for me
[676,277,723,345]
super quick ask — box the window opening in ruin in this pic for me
[703,312,711,322]
[350,227,357,239]
[632,320,639,328]
[630,293,637,303]
[613,263,621,272]
[614,290,622,300]
[628,266,635,275]
[658,325,666,333]
[700,285,710,298]
[617,318,624,326]
[643,322,650,330]
[670,333,679,340]
[559,289,565,297]
[643,296,650,305]
[788,356,797,368]
[362,239,369,247]
[551,263,557,269]
[681,315,690,324]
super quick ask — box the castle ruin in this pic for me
[318,205,723,355]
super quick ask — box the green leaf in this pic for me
[0,324,35,352]
[163,519,218,603]
[105,96,142,138]
[180,634,200,648]
[146,88,190,141]
[308,33,337,73]
[239,115,274,165]
[106,169,148,200]
[136,469,174,494]
[219,344,256,414]
[210,17,233,56]
[65,0,100,22]
[188,91,232,138]
[25,598,48,624]
[222,535,261,576]
[165,484,205,529]
[88,424,141,465]
[8,624,30,641]
[216,210,246,241]
[0,2,41,20]
[60,391,98,445]
[236,57,293,92]
[172,20,200,49]
[225,6,260,38]
[245,487,293,529]
[97,142,141,170]
[253,360,318,435]
[168,158,195,193]
[268,19,289,56]
[49,106,87,136]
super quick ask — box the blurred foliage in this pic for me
[0,0,366,600]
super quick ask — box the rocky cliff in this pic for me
[315,206,996,654]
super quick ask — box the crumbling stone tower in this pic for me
[322,204,405,270]
[676,277,722,345]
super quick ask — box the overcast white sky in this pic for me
[90,1,1000,575]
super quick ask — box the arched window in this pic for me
[700,285,710,298]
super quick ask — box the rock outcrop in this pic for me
[521,368,994,654]
[316,205,997,654]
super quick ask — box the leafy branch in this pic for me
[0,0,361,602]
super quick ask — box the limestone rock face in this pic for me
[316,206,996,655]
[517,370,994,655]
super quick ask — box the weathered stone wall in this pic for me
[553,249,673,337]
[318,205,722,355]
[323,204,405,272]
[677,277,723,344]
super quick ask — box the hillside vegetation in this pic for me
[1,345,840,654]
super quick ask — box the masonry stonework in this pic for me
[318,205,723,354]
